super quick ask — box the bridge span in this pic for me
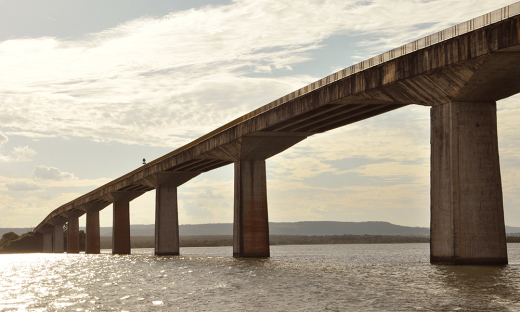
[34,2,520,264]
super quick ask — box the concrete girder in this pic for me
[196,132,311,163]
[455,51,520,102]
[29,14,520,264]
[102,191,145,203]
[77,202,110,212]
[48,216,67,226]
[375,55,489,106]
[60,211,84,219]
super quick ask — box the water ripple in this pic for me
[1,244,520,311]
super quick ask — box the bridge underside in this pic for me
[33,13,520,265]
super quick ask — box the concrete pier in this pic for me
[32,10,520,264]
[145,172,200,256]
[229,133,308,257]
[113,201,131,255]
[67,217,80,253]
[79,202,109,254]
[430,101,508,265]
[104,192,144,255]
[42,233,53,253]
[53,223,65,253]
[234,159,269,257]
[86,209,100,254]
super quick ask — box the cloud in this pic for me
[0,0,513,147]
[32,165,76,181]
[11,146,37,162]
[0,131,37,162]
[6,181,40,192]
[0,132,7,145]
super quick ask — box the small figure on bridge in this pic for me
[142,158,146,165]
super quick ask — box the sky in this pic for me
[1,0,520,229]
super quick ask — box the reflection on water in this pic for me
[1,244,520,311]
[432,265,520,311]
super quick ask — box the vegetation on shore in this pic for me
[3,232,520,253]
[99,234,432,249]
[100,235,520,249]
[0,231,42,253]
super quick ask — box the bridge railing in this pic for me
[270,1,520,112]
[196,2,520,146]
[32,2,520,232]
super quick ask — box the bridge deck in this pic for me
[34,2,520,233]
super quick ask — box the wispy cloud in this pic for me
[6,181,41,192]
[1,0,518,227]
[32,165,76,181]
[0,0,512,147]
[0,132,37,162]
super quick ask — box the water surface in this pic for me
[1,244,520,311]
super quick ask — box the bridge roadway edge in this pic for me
[32,12,520,264]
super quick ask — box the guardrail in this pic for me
[33,2,520,231]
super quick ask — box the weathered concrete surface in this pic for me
[112,201,131,255]
[144,172,200,256]
[33,16,520,237]
[431,101,507,265]
[53,224,65,253]
[31,12,520,262]
[234,159,269,257]
[86,210,100,254]
[230,134,307,257]
[42,233,53,253]
[105,192,144,255]
[67,217,80,253]
[80,202,110,254]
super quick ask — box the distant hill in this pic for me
[4,222,520,237]
[112,221,430,236]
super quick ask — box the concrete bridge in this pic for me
[34,2,520,264]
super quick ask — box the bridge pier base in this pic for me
[53,223,65,253]
[67,217,80,253]
[104,191,144,255]
[86,210,100,254]
[155,185,180,255]
[112,201,131,255]
[233,159,270,258]
[43,233,53,253]
[430,101,507,265]
[145,172,200,256]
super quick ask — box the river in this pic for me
[1,243,520,311]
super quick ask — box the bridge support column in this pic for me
[67,216,80,253]
[144,172,200,256]
[86,209,100,254]
[113,201,131,255]
[225,133,309,258]
[79,202,110,254]
[430,101,507,265]
[234,159,269,257]
[43,233,53,253]
[103,191,144,255]
[53,223,65,253]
